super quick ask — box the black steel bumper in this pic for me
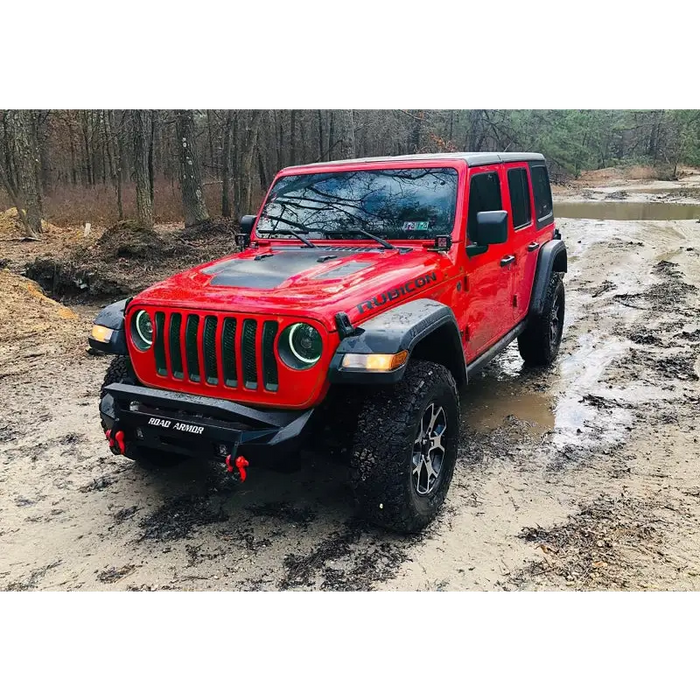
[100,383,314,463]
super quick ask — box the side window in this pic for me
[467,171,502,240]
[507,168,531,230]
[530,165,553,226]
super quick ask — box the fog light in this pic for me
[341,350,409,371]
[90,324,113,343]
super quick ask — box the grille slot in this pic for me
[203,316,219,385]
[185,315,200,381]
[151,310,279,393]
[154,312,167,376]
[262,321,279,391]
[169,313,183,379]
[221,318,237,387]
[242,319,258,389]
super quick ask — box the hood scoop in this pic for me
[314,261,372,279]
[202,249,379,289]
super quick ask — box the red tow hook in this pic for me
[105,428,126,455]
[226,455,249,482]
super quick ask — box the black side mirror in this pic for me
[237,215,256,249]
[239,215,256,234]
[474,210,508,245]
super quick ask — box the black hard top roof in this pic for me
[290,151,546,170]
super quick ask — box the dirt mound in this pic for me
[0,269,80,378]
[23,219,238,302]
[178,217,240,241]
[0,207,72,242]
[0,208,24,237]
[96,220,184,261]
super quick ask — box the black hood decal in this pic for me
[203,249,379,289]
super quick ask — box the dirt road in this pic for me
[1,210,699,590]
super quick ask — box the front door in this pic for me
[462,165,516,360]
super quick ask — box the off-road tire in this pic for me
[100,355,184,469]
[99,355,135,400]
[518,273,565,366]
[349,360,460,533]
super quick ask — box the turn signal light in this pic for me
[341,350,409,371]
[90,324,114,343]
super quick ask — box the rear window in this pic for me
[467,171,502,240]
[507,168,531,229]
[530,165,553,225]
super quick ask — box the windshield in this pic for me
[256,167,458,240]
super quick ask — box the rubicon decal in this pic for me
[147,417,204,435]
[356,272,438,314]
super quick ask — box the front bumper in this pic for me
[100,382,314,463]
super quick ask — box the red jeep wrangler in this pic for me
[90,152,567,533]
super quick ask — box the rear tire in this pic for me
[100,356,185,469]
[349,360,460,533]
[518,273,565,366]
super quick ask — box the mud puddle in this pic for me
[555,201,700,221]
[463,351,554,436]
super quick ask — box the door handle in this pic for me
[527,242,540,252]
[500,255,516,267]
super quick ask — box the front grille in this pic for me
[185,315,200,381]
[221,318,237,387]
[203,316,218,385]
[242,319,258,389]
[152,311,278,393]
[154,312,167,376]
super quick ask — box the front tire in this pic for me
[100,356,185,469]
[349,360,460,533]
[518,273,565,366]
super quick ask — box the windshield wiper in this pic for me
[256,228,318,248]
[340,229,396,250]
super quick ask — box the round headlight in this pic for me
[280,323,323,369]
[132,310,153,350]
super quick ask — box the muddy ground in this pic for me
[1,181,700,591]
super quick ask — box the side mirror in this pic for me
[237,215,256,249]
[474,210,508,245]
[239,215,256,235]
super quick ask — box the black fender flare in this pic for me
[88,298,129,355]
[529,240,567,316]
[328,299,467,386]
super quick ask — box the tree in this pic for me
[6,110,43,236]
[221,110,235,218]
[334,110,355,159]
[176,110,210,227]
[132,110,154,229]
[236,110,263,218]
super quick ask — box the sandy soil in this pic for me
[1,208,700,590]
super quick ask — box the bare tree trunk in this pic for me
[334,110,355,159]
[207,111,216,176]
[221,110,234,218]
[175,110,210,227]
[148,110,156,202]
[2,112,16,192]
[290,110,297,164]
[236,110,263,218]
[0,158,34,238]
[7,110,43,235]
[133,110,154,229]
